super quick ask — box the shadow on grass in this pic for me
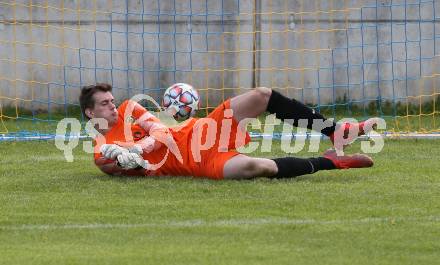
[92,171,370,185]
[93,173,220,184]
[293,172,372,184]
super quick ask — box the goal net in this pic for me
[0,0,438,140]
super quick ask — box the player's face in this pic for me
[88,91,118,126]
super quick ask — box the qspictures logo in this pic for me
[54,94,386,170]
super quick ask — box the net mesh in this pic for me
[0,0,439,140]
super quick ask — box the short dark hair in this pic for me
[79,83,112,119]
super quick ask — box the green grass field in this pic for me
[1,139,439,264]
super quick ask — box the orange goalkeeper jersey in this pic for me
[94,99,250,179]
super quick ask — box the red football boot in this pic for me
[323,149,374,169]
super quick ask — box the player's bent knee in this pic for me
[228,159,259,179]
[224,155,276,179]
[253,87,272,105]
[242,159,259,178]
[255,86,272,95]
[241,159,276,178]
[256,161,277,178]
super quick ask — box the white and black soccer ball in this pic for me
[162,83,200,120]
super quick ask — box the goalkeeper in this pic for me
[80,83,375,180]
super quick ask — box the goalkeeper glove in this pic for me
[100,144,129,160]
[116,152,149,170]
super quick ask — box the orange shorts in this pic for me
[189,99,251,180]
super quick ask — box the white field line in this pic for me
[1,216,440,231]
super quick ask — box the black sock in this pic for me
[267,90,336,136]
[270,157,336,179]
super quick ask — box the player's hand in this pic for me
[100,144,129,160]
[116,152,149,170]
